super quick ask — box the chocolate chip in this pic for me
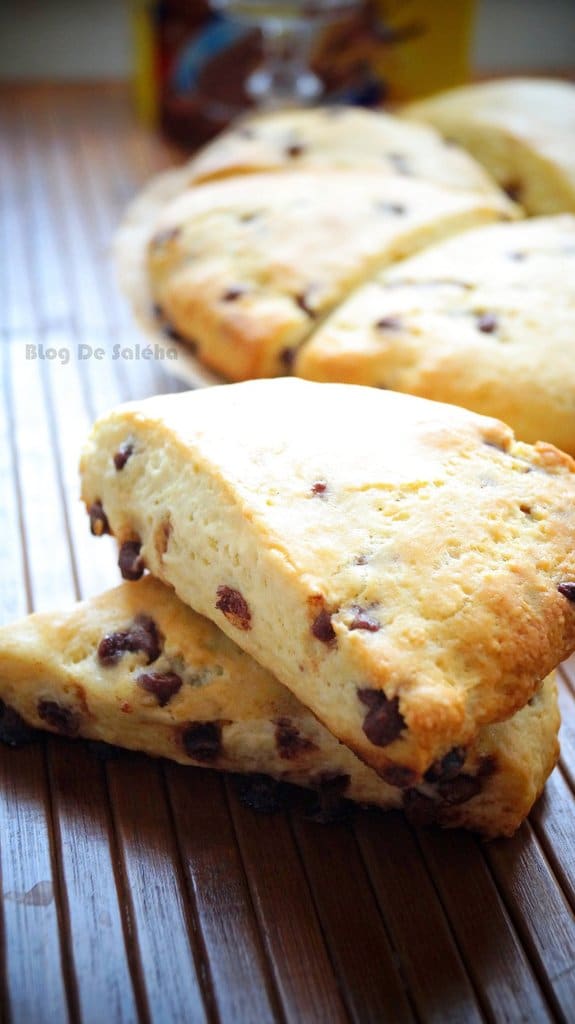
[234,773,286,814]
[222,286,245,302]
[403,789,437,827]
[377,201,406,216]
[0,700,38,747]
[387,152,411,175]
[348,607,380,632]
[113,442,134,471]
[358,688,405,747]
[138,670,182,707]
[379,763,417,788]
[286,142,305,158]
[118,540,145,581]
[558,582,575,601]
[216,586,251,630]
[311,480,327,495]
[308,772,352,823]
[37,699,80,737]
[503,181,523,203]
[375,315,402,331]
[311,608,336,643]
[295,291,315,317]
[98,614,162,667]
[163,322,187,344]
[279,347,296,371]
[275,718,317,760]
[181,721,222,762]
[438,774,481,805]
[477,312,498,334]
[424,746,466,783]
[89,500,110,537]
[151,226,181,248]
[477,754,497,777]
[239,210,261,223]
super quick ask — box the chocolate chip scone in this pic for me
[296,215,575,453]
[80,379,575,782]
[117,170,515,381]
[183,106,501,195]
[0,577,559,837]
[404,78,575,215]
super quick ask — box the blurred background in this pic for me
[1,0,574,147]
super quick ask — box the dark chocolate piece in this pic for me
[358,688,405,747]
[113,442,134,471]
[138,670,182,707]
[311,608,336,643]
[275,718,317,760]
[118,540,145,582]
[89,500,110,537]
[215,586,251,630]
[181,721,222,763]
[98,614,162,667]
[424,746,466,784]
[37,699,80,737]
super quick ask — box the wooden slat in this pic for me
[355,810,485,1024]
[47,742,141,1024]
[106,757,210,1024]
[165,765,281,1024]
[485,825,575,1021]
[0,743,72,1024]
[418,828,553,1023]
[291,808,416,1024]
[226,780,349,1024]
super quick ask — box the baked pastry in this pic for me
[183,106,500,195]
[116,170,515,381]
[79,379,575,781]
[296,215,575,454]
[0,576,559,837]
[404,78,575,215]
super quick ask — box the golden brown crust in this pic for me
[0,577,559,837]
[79,380,575,778]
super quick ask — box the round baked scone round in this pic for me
[403,78,575,215]
[79,379,575,782]
[117,170,515,381]
[296,215,575,454]
[0,576,559,837]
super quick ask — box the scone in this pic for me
[183,106,501,196]
[117,170,515,381]
[79,379,575,781]
[404,78,575,215]
[0,576,559,837]
[296,215,575,454]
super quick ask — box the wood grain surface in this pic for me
[1,83,575,1024]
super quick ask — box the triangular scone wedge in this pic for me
[181,106,501,194]
[117,170,515,381]
[80,379,575,781]
[296,215,575,454]
[403,78,575,215]
[0,577,559,837]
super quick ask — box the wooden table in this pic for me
[2,83,575,1024]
